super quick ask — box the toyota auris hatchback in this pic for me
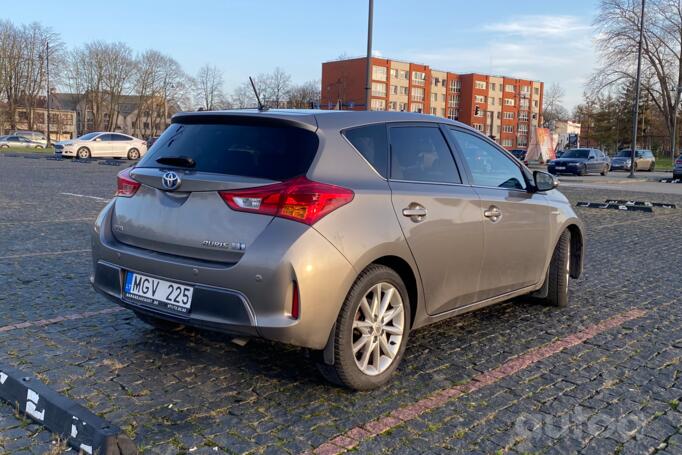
[91,110,584,390]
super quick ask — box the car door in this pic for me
[388,123,485,314]
[111,134,130,157]
[447,128,551,301]
[92,134,113,157]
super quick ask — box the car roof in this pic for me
[171,109,478,133]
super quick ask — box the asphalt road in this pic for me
[1,153,681,454]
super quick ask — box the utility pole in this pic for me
[672,85,682,162]
[364,0,374,111]
[629,0,645,178]
[46,41,51,146]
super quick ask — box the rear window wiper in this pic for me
[156,156,196,168]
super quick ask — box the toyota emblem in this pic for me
[162,171,181,190]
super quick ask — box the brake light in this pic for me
[218,176,354,225]
[115,167,141,197]
[291,282,300,319]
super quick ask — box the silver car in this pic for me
[91,110,584,390]
[55,132,147,160]
[0,134,44,149]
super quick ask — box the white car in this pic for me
[55,132,148,160]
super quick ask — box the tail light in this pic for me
[115,167,141,197]
[291,281,300,319]
[219,176,354,225]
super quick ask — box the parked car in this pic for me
[547,148,610,176]
[146,136,160,149]
[555,150,566,159]
[673,156,682,180]
[0,135,45,149]
[509,149,528,164]
[54,132,147,160]
[12,130,48,147]
[91,110,584,390]
[610,149,656,171]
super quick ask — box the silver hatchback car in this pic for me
[91,110,584,390]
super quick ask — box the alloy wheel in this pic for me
[351,282,405,376]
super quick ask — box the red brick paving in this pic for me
[304,308,647,454]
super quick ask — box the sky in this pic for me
[7,0,599,110]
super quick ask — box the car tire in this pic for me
[317,264,411,390]
[578,164,587,176]
[127,148,140,160]
[0,144,8,149]
[133,311,185,332]
[649,162,655,172]
[76,147,91,159]
[601,165,608,176]
[540,230,571,308]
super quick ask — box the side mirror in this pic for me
[588,156,594,160]
[534,171,558,192]
[94,138,101,142]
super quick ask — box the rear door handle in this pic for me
[483,206,502,222]
[402,204,427,222]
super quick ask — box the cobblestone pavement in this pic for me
[0,153,681,454]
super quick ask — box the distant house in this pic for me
[0,98,77,141]
[52,92,180,139]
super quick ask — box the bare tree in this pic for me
[194,64,224,110]
[593,0,682,154]
[287,80,321,109]
[230,81,257,109]
[542,83,569,126]
[256,67,291,108]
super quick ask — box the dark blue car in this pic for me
[547,148,610,176]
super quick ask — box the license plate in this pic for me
[123,272,193,313]
[555,166,565,170]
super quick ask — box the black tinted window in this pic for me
[140,121,319,181]
[448,129,527,190]
[389,126,461,183]
[111,134,130,141]
[98,134,113,141]
[344,124,388,177]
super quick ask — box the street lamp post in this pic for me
[46,41,51,146]
[672,85,682,162]
[364,0,374,111]
[629,0,646,178]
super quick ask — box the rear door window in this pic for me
[388,126,461,184]
[343,124,388,177]
[139,120,319,181]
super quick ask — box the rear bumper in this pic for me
[90,200,357,350]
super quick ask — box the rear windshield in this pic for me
[138,121,319,181]
[616,150,633,157]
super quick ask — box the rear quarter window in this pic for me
[139,120,319,181]
[343,124,388,178]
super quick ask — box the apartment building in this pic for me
[321,57,544,150]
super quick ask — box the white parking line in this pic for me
[0,217,95,226]
[0,249,90,260]
[60,192,109,202]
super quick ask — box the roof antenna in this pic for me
[249,76,267,111]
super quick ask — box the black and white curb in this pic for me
[0,364,136,454]
[604,199,677,209]
[576,202,653,212]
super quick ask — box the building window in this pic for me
[518,124,528,133]
[475,81,487,90]
[447,108,459,120]
[519,112,529,121]
[440,108,446,117]
[372,82,386,97]
[371,98,386,110]
[441,94,446,102]
[475,95,485,103]
[390,85,398,95]
[399,102,408,111]
[389,101,398,111]
[473,123,484,131]
[400,70,409,79]
[449,79,461,92]
[489,97,495,106]
[518,135,528,147]
[412,71,426,85]
[410,103,423,113]
[474,109,484,117]
[411,87,424,102]
[400,86,409,95]
[448,95,460,105]
[534,87,540,95]
[505,84,515,92]
[520,100,530,110]
[520,86,530,94]
[490,83,496,91]
[432,93,438,102]
[390,68,399,78]
[503,112,514,120]
[533,100,539,107]
[433,77,440,86]
[502,139,513,147]
[372,65,387,81]
[431,107,437,115]
[504,98,515,106]
[503,125,514,133]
